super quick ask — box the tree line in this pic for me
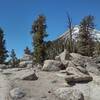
[0,14,100,65]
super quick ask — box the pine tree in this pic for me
[77,15,95,56]
[31,15,48,64]
[24,46,31,55]
[10,49,19,67]
[0,28,8,64]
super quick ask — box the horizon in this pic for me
[0,0,100,58]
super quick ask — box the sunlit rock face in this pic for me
[19,54,33,68]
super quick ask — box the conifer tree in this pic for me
[10,49,19,67]
[0,28,8,64]
[24,46,31,55]
[31,15,48,64]
[77,15,95,56]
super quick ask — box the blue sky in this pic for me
[0,0,100,58]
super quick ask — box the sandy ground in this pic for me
[2,68,100,100]
[6,69,67,100]
[0,73,11,100]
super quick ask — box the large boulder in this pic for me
[26,63,33,68]
[59,49,71,61]
[76,66,89,75]
[42,60,65,71]
[10,87,25,99]
[93,56,100,63]
[56,73,100,100]
[36,64,43,69]
[85,62,100,75]
[66,66,88,76]
[65,75,93,84]
[0,64,7,69]
[72,73,100,100]
[19,54,33,68]
[19,61,33,68]
[21,72,38,80]
[54,88,84,100]
[55,55,61,61]
[20,54,32,61]
[70,53,86,67]
[67,61,88,75]
[67,61,76,68]
[70,53,100,75]
[55,49,70,67]
[70,53,84,60]
[13,69,38,80]
[65,61,92,84]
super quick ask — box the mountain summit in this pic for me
[56,25,100,41]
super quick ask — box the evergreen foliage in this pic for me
[24,46,31,55]
[46,40,64,59]
[77,15,95,56]
[10,49,19,67]
[31,15,48,64]
[0,28,8,64]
